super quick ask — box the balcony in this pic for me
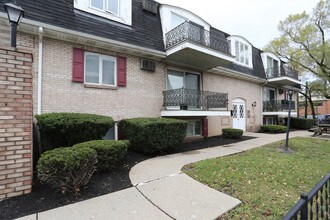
[263,100,297,116]
[164,22,235,70]
[265,66,300,86]
[161,88,230,117]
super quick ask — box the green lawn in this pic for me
[183,137,330,219]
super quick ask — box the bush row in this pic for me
[37,140,129,193]
[289,117,315,129]
[222,128,243,139]
[35,113,114,149]
[260,125,287,133]
[119,117,187,154]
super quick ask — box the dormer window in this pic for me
[90,0,119,15]
[74,0,132,26]
[235,40,249,65]
[227,36,253,68]
[171,13,186,29]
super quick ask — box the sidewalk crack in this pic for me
[135,186,175,220]
[134,173,181,186]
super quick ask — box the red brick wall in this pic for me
[299,100,330,116]
[0,47,33,200]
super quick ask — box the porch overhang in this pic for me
[165,41,235,71]
[267,77,301,87]
[263,111,297,117]
[161,110,231,117]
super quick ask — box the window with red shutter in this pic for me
[72,48,84,83]
[117,56,127,87]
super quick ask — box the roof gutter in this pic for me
[0,12,167,59]
[209,66,266,84]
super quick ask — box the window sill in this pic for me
[84,84,118,90]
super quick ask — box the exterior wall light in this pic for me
[4,3,24,47]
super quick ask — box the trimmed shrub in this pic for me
[222,128,243,139]
[37,147,97,193]
[35,113,114,149]
[260,125,287,133]
[289,117,315,129]
[73,140,129,171]
[119,118,187,154]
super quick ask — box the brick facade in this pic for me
[0,46,33,200]
[299,99,330,116]
[34,38,166,121]
[203,72,262,133]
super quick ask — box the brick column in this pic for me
[0,47,33,200]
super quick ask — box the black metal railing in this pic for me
[283,172,330,220]
[283,66,299,79]
[265,66,299,80]
[165,21,231,54]
[263,100,296,112]
[162,88,228,110]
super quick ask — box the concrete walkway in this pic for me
[16,131,312,220]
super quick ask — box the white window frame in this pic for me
[166,68,201,90]
[235,40,250,66]
[84,52,117,86]
[186,120,202,137]
[90,0,120,16]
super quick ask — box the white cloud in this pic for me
[157,0,319,49]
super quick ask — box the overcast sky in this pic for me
[157,0,320,49]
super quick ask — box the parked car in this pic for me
[317,114,330,125]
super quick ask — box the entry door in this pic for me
[232,99,246,131]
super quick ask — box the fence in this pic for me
[283,172,330,220]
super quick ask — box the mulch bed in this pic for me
[0,135,255,220]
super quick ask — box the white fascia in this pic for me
[210,66,266,84]
[161,110,231,117]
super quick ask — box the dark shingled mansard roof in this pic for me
[0,0,165,51]
[0,0,266,79]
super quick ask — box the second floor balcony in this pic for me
[164,22,235,70]
[265,66,300,86]
[161,88,230,117]
[263,100,296,112]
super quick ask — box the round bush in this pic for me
[35,113,114,149]
[73,140,129,171]
[222,128,243,139]
[37,147,97,193]
[260,125,287,133]
[119,118,187,155]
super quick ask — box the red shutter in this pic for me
[117,56,127,87]
[202,118,208,138]
[72,48,84,83]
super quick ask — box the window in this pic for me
[266,117,275,125]
[90,0,119,15]
[263,87,276,101]
[85,52,116,86]
[171,13,186,30]
[186,120,202,136]
[235,40,250,65]
[167,70,200,90]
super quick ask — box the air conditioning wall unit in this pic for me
[142,0,158,15]
[140,59,156,72]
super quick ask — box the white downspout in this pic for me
[37,27,44,114]
[261,81,268,125]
